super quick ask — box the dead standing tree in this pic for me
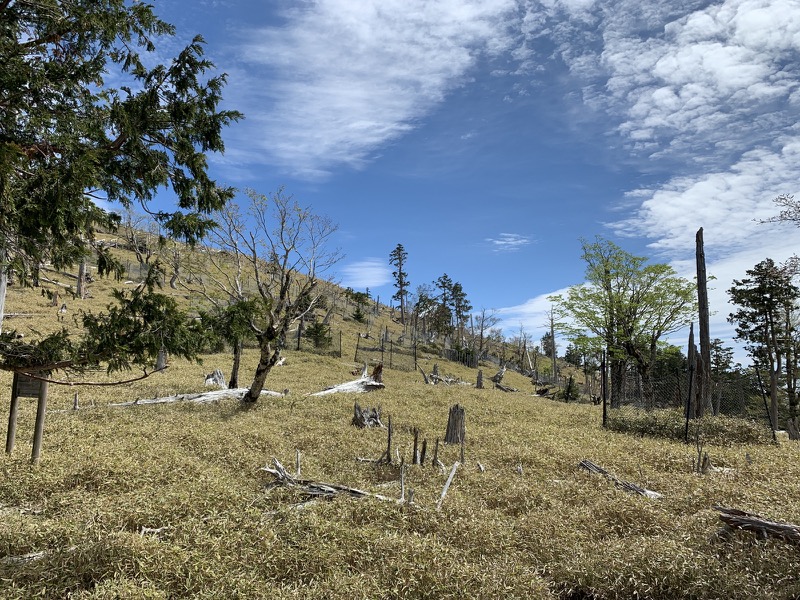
[186,188,340,402]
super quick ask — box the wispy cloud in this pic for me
[338,258,392,290]
[229,0,519,177]
[485,232,533,252]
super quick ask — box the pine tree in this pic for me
[389,244,409,325]
[728,258,800,427]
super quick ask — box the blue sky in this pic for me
[152,0,800,359]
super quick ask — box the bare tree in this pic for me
[471,307,500,360]
[186,188,340,402]
[121,209,160,272]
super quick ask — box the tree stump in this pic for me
[352,402,383,428]
[445,404,465,444]
[476,369,484,389]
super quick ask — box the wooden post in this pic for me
[432,438,440,467]
[385,415,393,464]
[412,428,419,465]
[6,372,19,454]
[6,373,49,463]
[476,369,484,389]
[601,353,608,428]
[354,333,360,362]
[419,439,428,465]
[30,380,49,465]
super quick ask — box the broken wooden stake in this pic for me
[436,462,460,511]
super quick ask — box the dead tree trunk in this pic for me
[696,228,712,412]
[444,404,465,444]
[76,259,87,300]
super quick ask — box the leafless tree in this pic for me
[185,188,340,402]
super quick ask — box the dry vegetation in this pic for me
[1,258,800,599]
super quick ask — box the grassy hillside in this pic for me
[1,251,799,599]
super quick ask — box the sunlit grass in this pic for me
[1,262,800,598]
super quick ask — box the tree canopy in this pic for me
[551,237,696,405]
[0,0,241,371]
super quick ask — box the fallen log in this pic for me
[308,376,385,396]
[108,388,288,407]
[714,506,800,544]
[579,459,662,499]
[261,458,401,504]
[494,381,518,392]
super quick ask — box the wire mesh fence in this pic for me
[293,326,343,358]
[354,336,417,371]
[604,372,774,442]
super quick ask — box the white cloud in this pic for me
[485,232,533,252]
[230,0,519,177]
[338,258,392,290]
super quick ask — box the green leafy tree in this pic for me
[200,300,259,389]
[552,237,696,406]
[389,244,409,326]
[728,258,800,427]
[563,343,582,367]
[650,343,687,380]
[431,274,455,339]
[0,0,240,371]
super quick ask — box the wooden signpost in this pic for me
[6,372,49,465]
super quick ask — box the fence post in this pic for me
[354,334,360,362]
[389,341,393,369]
[601,353,608,428]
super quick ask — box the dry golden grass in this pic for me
[2,262,800,599]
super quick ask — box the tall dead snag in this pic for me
[696,228,712,412]
[445,404,465,444]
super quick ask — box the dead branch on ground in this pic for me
[579,458,662,499]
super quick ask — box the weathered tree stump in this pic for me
[204,368,225,389]
[371,363,383,383]
[352,402,383,428]
[444,404,465,444]
[476,369,484,389]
